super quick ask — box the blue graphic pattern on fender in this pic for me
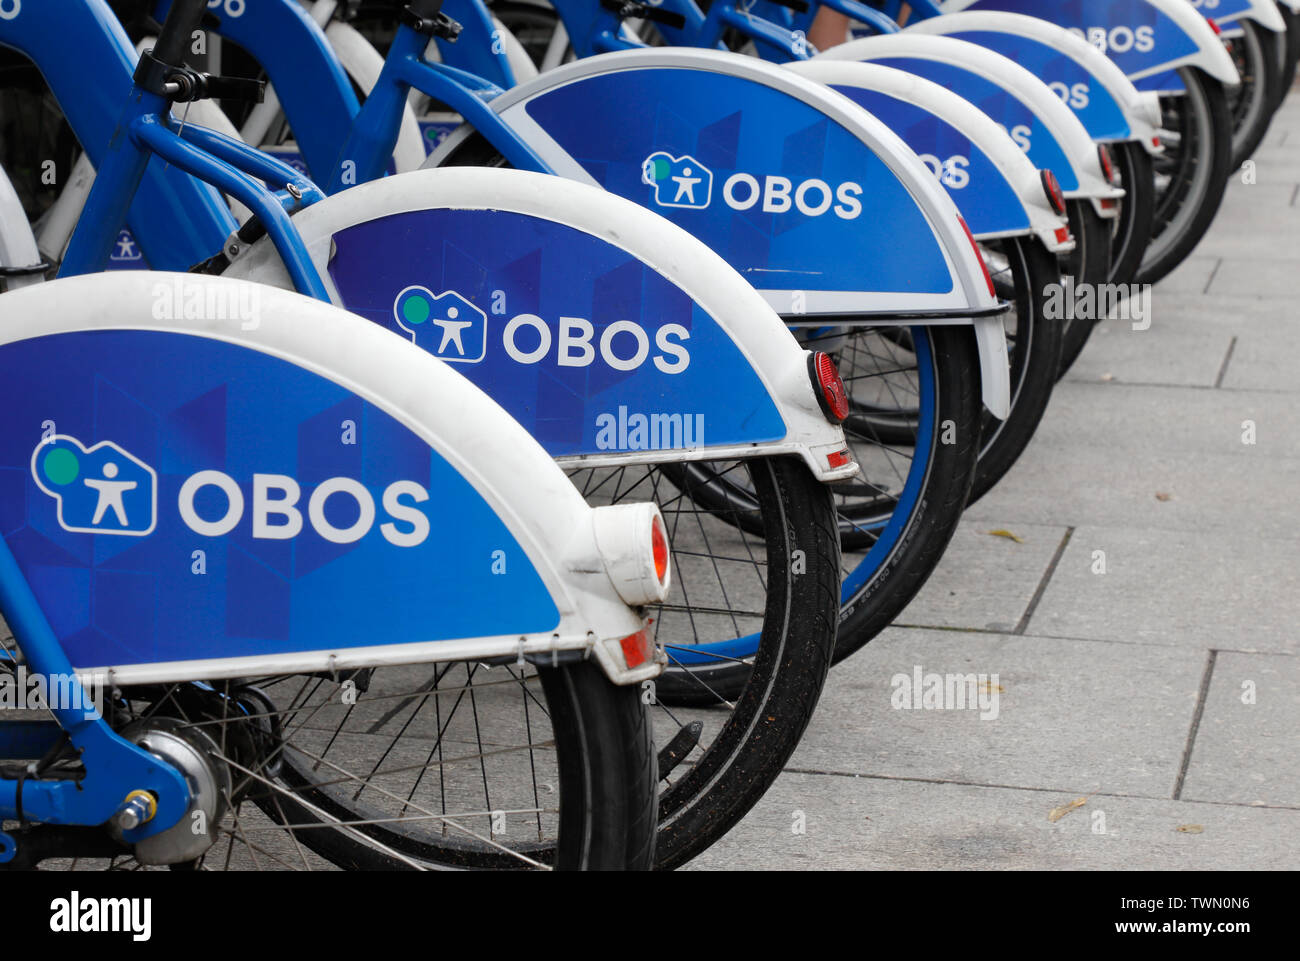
[824,85,1031,237]
[518,68,955,295]
[326,207,787,456]
[0,330,560,670]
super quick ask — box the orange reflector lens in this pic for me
[651,515,669,583]
[619,629,652,668]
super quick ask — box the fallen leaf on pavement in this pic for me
[987,529,1024,544]
[1176,824,1204,834]
[1048,797,1088,822]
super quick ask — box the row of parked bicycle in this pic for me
[0,0,1287,870]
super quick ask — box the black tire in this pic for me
[1056,198,1111,377]
[654,457,839,870]
[1136,67,1234,286]
[261,662,658,870]
[833,323,980,663]
[1275,3,1300,109]
[1226,20,1282,167]
[1105,141,1156,287]
[968,236,1061,504]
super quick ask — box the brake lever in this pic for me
[599,0,689,30]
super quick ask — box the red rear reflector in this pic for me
[1100,198,1118,210]
[808,351,849,422]
[619,629,652,668]
[827,449,851,469]
[1040,169,1067,216]
[1098,144,1120,186]
[1152,136,1161,149]
[958,216,996,299]
[651,515,669,583]
[1054,226,1072,245]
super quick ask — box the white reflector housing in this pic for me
[591,503,671,606]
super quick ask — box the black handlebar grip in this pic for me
[153,0,209,66]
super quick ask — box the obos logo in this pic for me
[394,287,488,363]
[641,151,863,220]
[32,436,157,536]
[642,152,713,209]
[32,436,430,547]
[393,288,691,374]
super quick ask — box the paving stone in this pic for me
[1028,528,1300,654]
[1180,652,1300,808]
[894,522,1067,633]
[683,773,1300,870]
[785,627,1205,797]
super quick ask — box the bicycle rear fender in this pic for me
[0,273,658,686]
[903,12,1165,154]
[817,35,1122,217]
[1204,0,1287,34]
[0,165,44,292]
[222,168,886,466]
[425,50,1004,323]
[938,0,1241,93]
[785,60,1072,253]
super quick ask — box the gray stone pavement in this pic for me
[685,95,1300,870]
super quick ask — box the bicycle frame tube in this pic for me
[0,529,190,847]
[162,0,361,182]
[0,0,234,269]
[330,23,550,191]
[60,78,332,299]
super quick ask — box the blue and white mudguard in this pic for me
[0,273,665,686]
[221,168,909,453]
[816,34,1123,218]
[902,11,1165,153]
[784,60,1073,251]
[938,0,1240,94]
[421,51,1012,415]
[1203,0,1287,33]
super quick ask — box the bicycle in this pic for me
[0,265,672,870]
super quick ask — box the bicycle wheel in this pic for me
[0,647,658,870]
[571,457,840,870]
[1275,3,1300,109]
[664,324,982,665]
[1055,198,1112,377]
[1136,67,1234,286]
[1226,20,1281,167]
[1105,141,1156,288]
[967,236,1061,504]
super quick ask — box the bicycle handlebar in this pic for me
[153,0,209,66]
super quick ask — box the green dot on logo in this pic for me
[43,448,79,485]
[402,295,431,325]
[652,157,671,181]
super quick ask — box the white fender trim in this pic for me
[905,11,1166,155]
[816,34,1123,215]
[786,59,1073,254]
